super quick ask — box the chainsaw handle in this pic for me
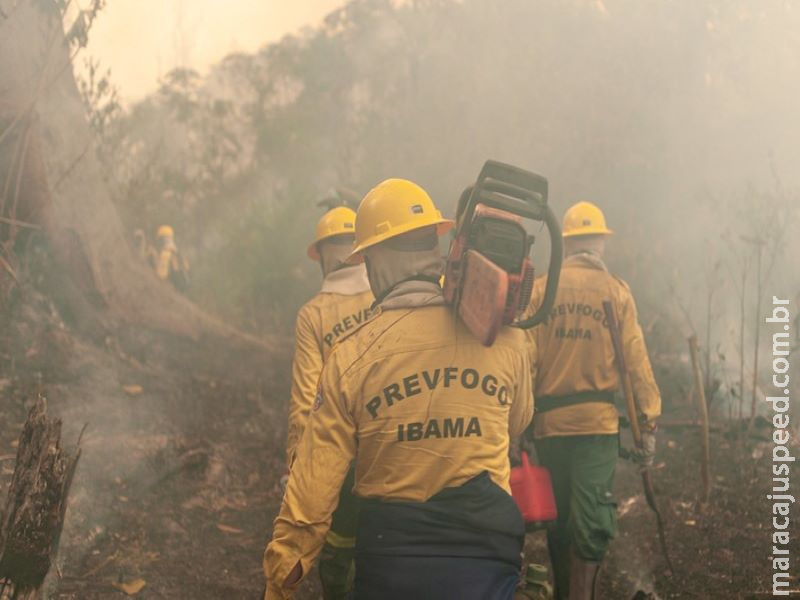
[457,161,549,227]
[478,178,547,220]
[515,204,562,329]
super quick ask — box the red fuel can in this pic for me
[510,453,557,527]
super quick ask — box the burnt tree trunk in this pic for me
[0,398,80,600]
[0,1,282,379]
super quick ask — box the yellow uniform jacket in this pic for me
[265,304,535,598]
[155,245,188,281]
[526,252,660,439]
[285,269,373,466]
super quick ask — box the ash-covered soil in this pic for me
[524,421,800,599]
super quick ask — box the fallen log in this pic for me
[0,397,81,599]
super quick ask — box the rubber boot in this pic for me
[547,533,571,599]
[515,564,554,599]
[568,554,600,600]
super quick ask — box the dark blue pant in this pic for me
[352,472,523,600]
[354,554,520,600]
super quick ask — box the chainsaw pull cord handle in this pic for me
[515,204,562,329]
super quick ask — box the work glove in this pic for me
[632,430,656,468]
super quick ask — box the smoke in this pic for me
[90,2,800,390]
[22,1,792,592]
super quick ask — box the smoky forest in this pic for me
[0,0,798,599]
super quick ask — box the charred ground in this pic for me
[1,283,797,599]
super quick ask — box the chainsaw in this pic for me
[443,160,563,346]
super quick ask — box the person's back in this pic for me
[295,290,372,361]
[320,303,532,501]
[528,251,646,438]
[285,276,372,464]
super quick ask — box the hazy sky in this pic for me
[83,0,344,101]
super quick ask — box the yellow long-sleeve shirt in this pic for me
[285,267,373,466]
[265,304,535,598]
[526,252,660,439]
[155,244,188,281]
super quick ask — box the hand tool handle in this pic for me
[602,300,642,446]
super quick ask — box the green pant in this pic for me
[534,435,618,599]
[319,465,360,600]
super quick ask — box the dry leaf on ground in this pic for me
[113,578,146,595]
[217,523,244,534]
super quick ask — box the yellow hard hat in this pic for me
[562,201,613,238]
[157,225,174,238]
[307,206,357,261]
[349,179,453,261]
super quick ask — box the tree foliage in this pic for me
[82,0,799,337]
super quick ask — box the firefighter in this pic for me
[154,225,189,291]
[524,201,661,600]
[286,205,373,600]
[264,179,535,600]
